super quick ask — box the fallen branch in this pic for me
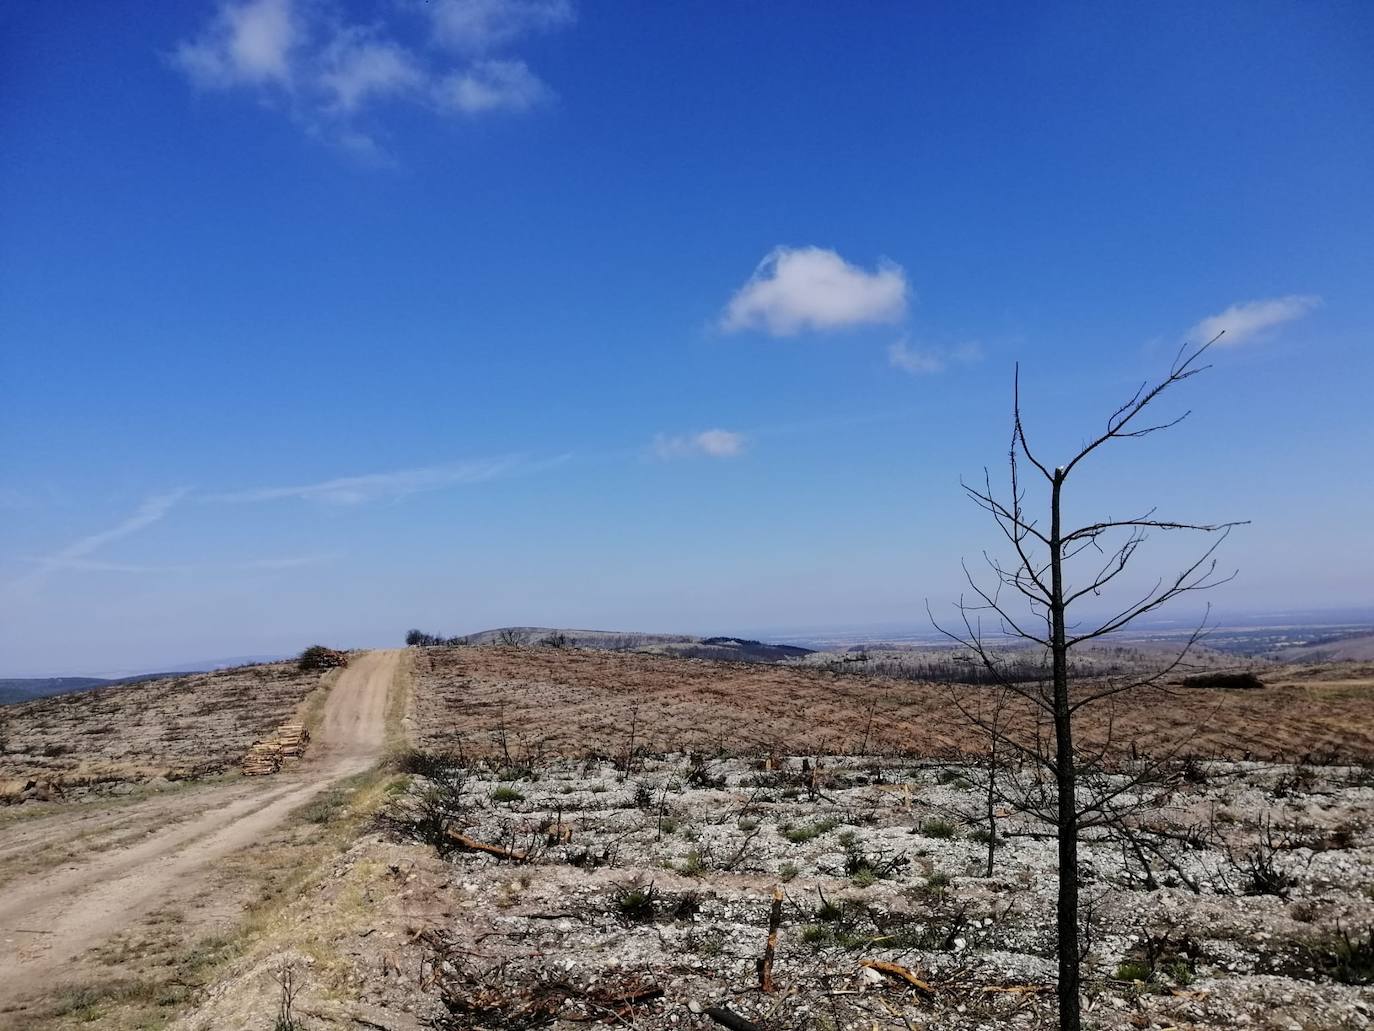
[704,1006,763,1031]
[859,960,935,998]
[444,829,529,862]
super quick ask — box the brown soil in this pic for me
[412,647,1374,762]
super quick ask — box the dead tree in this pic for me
[931,337,1245,1031]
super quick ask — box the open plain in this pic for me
[1,644,1370,1030]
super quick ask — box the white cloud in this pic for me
[173,0,299,89]
[888,339,982,375]
[1188,295,1321,347]
[438,60,549,114]
[208,458,522,505]
[170,0,569,155]
[423,0,575,54]
[721,246,908,336]
[319,30,426,113]
[653,429,747,460]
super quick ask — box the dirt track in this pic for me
[0,649,400,1011]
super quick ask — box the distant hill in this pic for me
[1267,632,1374,663]
[451,627,813,663]
[0,671,192,706]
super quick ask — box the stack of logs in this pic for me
[241,721,310,776]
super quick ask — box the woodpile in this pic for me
[241,721,311,776]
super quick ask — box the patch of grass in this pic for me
[677,849,706,876]
[922,818,958,839]
[801,924,834,949]
[778,861,800,882]
[1115,960,1153,982]
[489,784,524,803]
[783,817,839,844]
[698,928,726,958]
[296,786,350,824]
[1165,960,1195,986]
[851,867,879,889]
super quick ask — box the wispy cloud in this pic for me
[422,0,574,54]
[5,489,190,592]
[1188,295,1321,347]
[888,339,982,376]
[15,554,334,576]
[652,429,747,460]
[207,457,525,505]
[721,246,908,336]
[170,0,571,156]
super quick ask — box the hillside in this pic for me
[410,645,1374,761]
[0,660,330,801]
[0,670,191,706]
[450,627,813,663]
[1267,630,1374,662]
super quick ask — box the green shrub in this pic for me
[1115,960,1152,982]
[922,818,958,839]
[784,817,840,844]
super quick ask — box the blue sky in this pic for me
[2,1,1372,675]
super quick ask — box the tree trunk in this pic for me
[985,733,998,878]
[1050,471,1081,1031]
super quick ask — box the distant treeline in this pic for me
[405,629,469,647]
[823,653,1115,686]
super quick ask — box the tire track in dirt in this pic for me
[0,649,400,1007]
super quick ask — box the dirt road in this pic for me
[0,649,401,1010]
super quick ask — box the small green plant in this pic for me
[801,924,834,949]
[677,849,706,876]
[922,818,958,840]
[490,785,524,803]
[738,816,760,832]
[1165,960,1194,986]
[615,881,657,923]
[778,861,800,882]
[1115,959,1152,983]
[783,817,839,844]
[851,867,879,889]
[698,928,726,957]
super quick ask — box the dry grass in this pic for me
[0,662,326,800]
[412,647,1374,762]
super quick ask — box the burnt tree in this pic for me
[932,337,1244,1031]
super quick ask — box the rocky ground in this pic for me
[196,749,1373,1031]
